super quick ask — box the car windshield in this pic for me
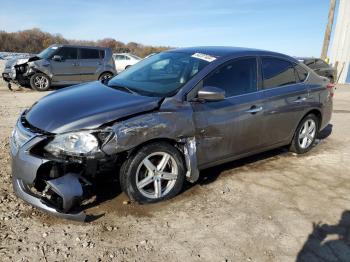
[37,46,59,59]
[129,54,141,60]
[108,52,210,97]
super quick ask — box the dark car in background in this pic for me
[297,57,336,83]
[2,44,117,91]
[10,47,334,220]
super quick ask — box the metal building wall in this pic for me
[329,0,350,84]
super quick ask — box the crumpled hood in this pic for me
[5,55,38,68]
[26,81,162,133]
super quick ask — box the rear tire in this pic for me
[120,142,186,203]
[30,73,51,91]
[289,114,319,154]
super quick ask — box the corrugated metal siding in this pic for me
[329,0,350,83]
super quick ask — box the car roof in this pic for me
[295,57,320,61]
[113,53,134,56]
[51,44,107,50]
[167,46,297,62]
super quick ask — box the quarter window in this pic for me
[54,47,77,60]
[262,57,296,89]
[203,58,257,97]
[295,64,309,82]
[99,50,105,59]
[80,48,100,59]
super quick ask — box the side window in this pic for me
[125,55,131,60]
[203,58,257,97]
[262,57,296,89]
[295,64,309,82]
[54,47,77,60]
[80,48,100,59]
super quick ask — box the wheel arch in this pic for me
[290,108,322,143]
[127,137,183,159]
[303,109,322,130]
[116,136,197,180]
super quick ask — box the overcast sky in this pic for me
[0,0,334,57]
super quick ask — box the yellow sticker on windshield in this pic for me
[191,53,216,62]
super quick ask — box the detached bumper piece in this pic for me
[13,175,86,221]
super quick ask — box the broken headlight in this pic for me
[44,131,99,156]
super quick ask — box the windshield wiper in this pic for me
[107,84,138,95]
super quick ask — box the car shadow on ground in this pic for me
[296,210,350,262]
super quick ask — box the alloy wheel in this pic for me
[33,76,49,90]
[136,152,178,199]
[298,119,316,149]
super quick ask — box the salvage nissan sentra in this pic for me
[10,47,333,221]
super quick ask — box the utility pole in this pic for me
[321,0,337,60]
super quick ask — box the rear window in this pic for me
[80,48,100,59]
[315,59,329,69]
[262,57,297,89]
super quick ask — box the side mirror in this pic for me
[52,55,63,62]
[197,86,225,101]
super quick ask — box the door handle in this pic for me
[293,97,307,103]
[246,106,263,114]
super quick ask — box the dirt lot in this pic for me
[0,80,349,262]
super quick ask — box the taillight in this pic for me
[327,83,335,97]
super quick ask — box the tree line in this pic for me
[0,28,170,57]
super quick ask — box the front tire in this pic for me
[290,114,319,154]
[120,142,186,203]
[98,72,113,82]
[30,73,51,91]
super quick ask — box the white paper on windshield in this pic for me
[51,46,58,49]
[191,53,216,62]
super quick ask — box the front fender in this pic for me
[101,110,195,155]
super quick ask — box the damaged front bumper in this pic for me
[2,67,16,82]
[10,120,87,221]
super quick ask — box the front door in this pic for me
[191,57,264,167]
[50,47,80,85]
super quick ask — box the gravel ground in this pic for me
[0,80,350,262]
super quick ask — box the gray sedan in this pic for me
[10,47,333,220]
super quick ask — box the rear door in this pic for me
[191,57,264,166]
[50,47,80,84]
[78,48,103,81]
[259,57,309,147]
